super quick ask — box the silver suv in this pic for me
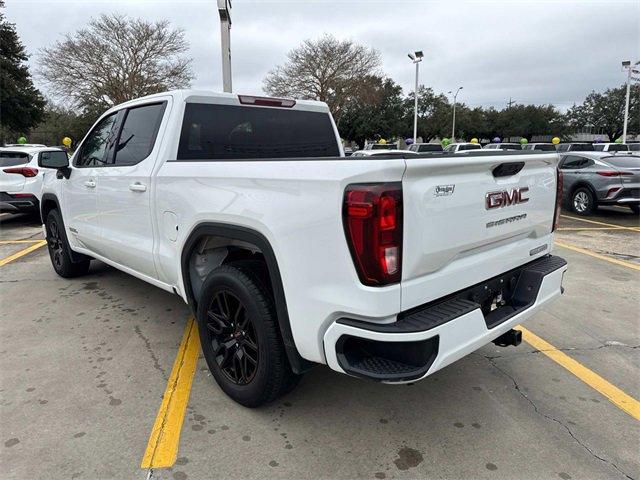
[559,152,640,215]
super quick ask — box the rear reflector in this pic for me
[238,95,296,108]
[12,193,36,198]
[343,183,402,286]
[552,168,563,232]
[3,167,38,177]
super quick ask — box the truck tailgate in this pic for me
[401,152,559,311]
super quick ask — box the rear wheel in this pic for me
[45,209,91,278]
[196,263,299,407]
[571,188,596,216]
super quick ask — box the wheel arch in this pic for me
[40,193,60,224]
[180,222,312,374]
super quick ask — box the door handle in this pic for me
[84,180,96,188]
[129,182,147,192]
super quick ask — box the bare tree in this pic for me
[263,35,381,121]
[38,13,193,110]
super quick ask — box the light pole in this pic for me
[448,87,463,142]
[217,0,232,93]
[621,60,639,143]
[408,51,424,143]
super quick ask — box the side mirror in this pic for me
[39,151,71,179]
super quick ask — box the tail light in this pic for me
[238,95,296,108]
[343,183,402,286]
[596,171,632,177]
[552,168,563,232]
[3,167,38,177]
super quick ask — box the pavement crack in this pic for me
[484,355,634,480]
[134,325,168,381]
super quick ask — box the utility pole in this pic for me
[621,60,639,143]
[217,0,232,93]
[448,87,463,142]
[408,51,424,143]
[507,97,515,109]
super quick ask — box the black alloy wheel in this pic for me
[205,290,259,385]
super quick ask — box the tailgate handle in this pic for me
[493,162,524,178]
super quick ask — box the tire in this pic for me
[571,187,596,216]
[196,262,299,407]
[629,204,639,215]
[45,209,91,278]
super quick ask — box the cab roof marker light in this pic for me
[238,95,296,108]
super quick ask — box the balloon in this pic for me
[441,137,451,147]
[379,138,387,145]
[405,138,414,145]
[62,137,72,147]
[470,138,478,144]
[17,136,27,144]
[492,137,501,143]
[615,138,623,144]
[520,138,528,145]
[552,137,560,145]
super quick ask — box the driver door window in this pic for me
[75,113,118,167]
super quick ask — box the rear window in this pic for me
[0,151,30,167]
[417,144,443,152]
[370,144,396,150]
[570,144,594,151]
[628,144,640,151]
[604,156,640,168]
[606,144,629,152]
[177,103,340,160]
[500,144,522,150]
[459,144,482,151]
[533,144,556,151]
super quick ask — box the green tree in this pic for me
[566,84,639,141]
[0,1,45,143]
[29,102,98,147]
[338,76,405,147]
[404,87,451,141]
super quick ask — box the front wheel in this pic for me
[45,209,91,278]
[196,263,299,407]
[571,188,596,216]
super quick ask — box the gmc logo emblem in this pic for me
[486,187,529,209]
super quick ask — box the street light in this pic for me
[621,60,639,143]
[448,87,463,142]
[408,50,424,143]
[217,0,232,93]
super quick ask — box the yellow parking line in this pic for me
[560,214,640,232]
[0,240,47,267]
[520,326,640,421]
[0,239,44,244]
[141,317,200,469]
[554,240,640,272]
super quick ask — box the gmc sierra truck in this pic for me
[40,90,567,407]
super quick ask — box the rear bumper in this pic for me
[323,255,567,382]
[0,193,39,213]
[601,187,640,205]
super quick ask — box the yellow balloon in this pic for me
[62,137,72,147]
[379,139,387,145]
[552,137,560,145]
[470,138,478,144]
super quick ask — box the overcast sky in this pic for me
[6,0,639,111]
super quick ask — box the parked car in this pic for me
[556,143,594,152]
[443,142,483,153]
[0,146,68,215]
[483,143,522,151]
[3,143,47,148]
[522,143,557,152]
[593,143,629,152]
[40,90,567,407]
[408,143,443,153]
[350,149,417,157]
[343,147,354,156]
[559,152,640,215]
[364,143,397,150]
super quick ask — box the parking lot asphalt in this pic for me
[0,209,638,480]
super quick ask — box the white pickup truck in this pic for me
[40,90,567,407]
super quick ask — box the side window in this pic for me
[75,113,118,167]
[114,103,167,166]
[560,155,585,169]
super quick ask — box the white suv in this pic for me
[0,146,68,215]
